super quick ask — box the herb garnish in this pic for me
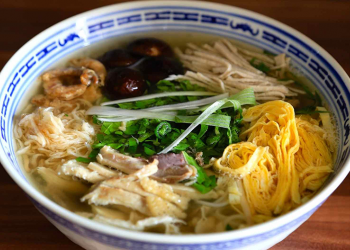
[113,80,207,110]
[84,81,251,162]
[250,58,270,73]
[182,151,217,194]
[295,106,329,115]
[282,72,327,115]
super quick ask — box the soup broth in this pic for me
[14,31,337,234]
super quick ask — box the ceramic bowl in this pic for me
[1,1,349,250]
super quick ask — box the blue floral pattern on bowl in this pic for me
[1,2,349,249]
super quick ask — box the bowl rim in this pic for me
[1,0,350,245]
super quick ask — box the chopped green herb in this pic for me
[92,115,102,125]
[101,122,122,135]
[91,100,246,158]
[198,124,209,139]
[127,138,138,154]
[295,106,329,115]
[135,99,157,109]
[107,143,123,150]
[155,122,172,139]
[117,102,134,109]
[113,81,207,110]
[88,149,99,161]
[250,58,270,73]
[124,124,139,135]
[88,82,254,160]
[182,151,217,194]
[173,143,190,151]
[138,119,150,135]
[138,132,153,142]
[76,157,92,163]
[156,80,176,91]
[179,79,206,92]
[144,146,156,156]
[294,81,319,103]
[284,72,323,106]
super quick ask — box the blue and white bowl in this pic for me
[0,1,349,249]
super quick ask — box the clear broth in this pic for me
[14,31,332,223]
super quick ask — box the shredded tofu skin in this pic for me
[169,39,303,101]
[14,99,98,172]
[214,101,336,223]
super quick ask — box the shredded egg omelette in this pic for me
[214,101,335,223]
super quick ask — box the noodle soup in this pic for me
[14,32,337,234]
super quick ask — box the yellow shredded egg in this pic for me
[215,100,335,220]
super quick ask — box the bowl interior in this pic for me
[1,0,350,246]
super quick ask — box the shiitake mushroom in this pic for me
[139,57,184,84]
[99,38,181,98]
[98,49,139,70]
[127,38,174,57]
[103,68,147,100]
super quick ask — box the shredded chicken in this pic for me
[59,160,123,183]
[82,160,190,219]
[14,101,98,171]
[59,160,106,183]
[97,146,147,174]
[77,212,185,233]
[14,38,334,235]
[98,146,196,183]
[170,184,219,200]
